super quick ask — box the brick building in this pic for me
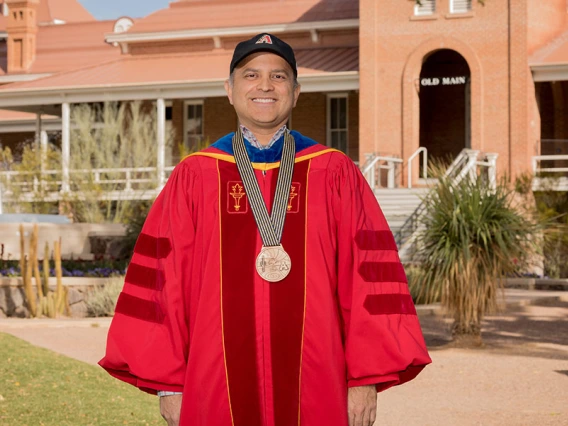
[360,0,568,185]
[0,0,566,191]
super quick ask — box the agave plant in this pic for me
[412,173,539,345]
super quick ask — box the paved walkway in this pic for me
[1,290,567,425]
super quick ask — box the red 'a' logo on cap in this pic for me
[256,35,273,44]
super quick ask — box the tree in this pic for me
[411,174,539,346]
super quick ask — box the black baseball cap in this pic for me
[230,33,297,78]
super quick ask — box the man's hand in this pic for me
[159,394,183,426]
[348,385,377,426]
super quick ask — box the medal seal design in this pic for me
[256,245,291,282]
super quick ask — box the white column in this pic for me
[61,102,71,193]
[40,130,48,155]
[40,130,48,190]
[35,112,42,148]
[486,153,499,190]
[156,98,166,188]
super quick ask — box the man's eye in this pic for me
[245,73,256,78]
[273,75,285,80]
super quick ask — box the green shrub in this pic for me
[413,174,539,342]
[85,275,123,317]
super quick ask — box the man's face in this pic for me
[225,52,300,132]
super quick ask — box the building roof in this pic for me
[0,109,57,121]
[128,0,359,34]
[0,46,358,92]
[530,25,568,66]
[0,0,94,29]
[0,20,122,76]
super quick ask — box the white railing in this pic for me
[396,149,499,259]
[407,147,428,188]
[0,166,176,202]
[532,155,568,191]
[362,154,403,190]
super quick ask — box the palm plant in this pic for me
[412,173,539,345]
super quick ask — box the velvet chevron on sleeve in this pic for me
[99,131,431,426]
[99,161,197,394]
[332,155,432,392]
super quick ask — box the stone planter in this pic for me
[0,277,109,318]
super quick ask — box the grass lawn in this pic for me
[0,332,163,425]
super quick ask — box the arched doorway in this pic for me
[419,49,471,162]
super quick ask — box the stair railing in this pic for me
[362,154,403,190]
[407,147,428,188]
[394,149,497,253]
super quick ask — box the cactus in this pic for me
[19,224,25,278]
[42,242,50,297]
[46,292,56,319]
[54,239,64,314]
[20,225,38,318]
[30,224,43,301]
[24,255,37,317]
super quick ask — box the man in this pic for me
[100,33,431,426]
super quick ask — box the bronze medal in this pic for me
[232,128,296,283]
[256,245,292,282]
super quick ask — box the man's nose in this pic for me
[256,75,274,91]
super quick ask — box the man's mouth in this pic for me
[252,98,276,104]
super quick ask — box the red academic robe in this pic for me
[99,139,431,426]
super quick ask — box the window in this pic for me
[450,0,472,13]
[184,100,204,152]
[327,94,349,154]
[414,0,436,16]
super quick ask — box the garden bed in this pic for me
[0,277,112,318]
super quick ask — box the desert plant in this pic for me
[85,275,123,317]
[412,174,539,345]
[515,172,568,278]
[66,101,174,224]
[18,225,69,318]
[20,225,37,317]
[0,142,62,214]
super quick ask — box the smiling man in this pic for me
[100,34,431,426]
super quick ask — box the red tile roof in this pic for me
[530,25,568,66]
[129,0,359,34]
[0,46,358,91]
[0,20,121,75]
[43,0,95,23]
[0,0,94,28]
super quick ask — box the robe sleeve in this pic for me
[333,154,431,392]
[99,160,197,394]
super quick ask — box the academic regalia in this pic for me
[99,130,431,426]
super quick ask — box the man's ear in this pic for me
[224,80,234,105]
[292,84,301,108]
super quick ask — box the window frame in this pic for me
[326,93,349,154]
[183,99,205,151]
[450,0,472,14]
[414,0,436,16]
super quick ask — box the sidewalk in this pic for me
[1,289,567,425]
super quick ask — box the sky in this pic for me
[79,0,171,20]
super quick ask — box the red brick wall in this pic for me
[348,91,359,161]
[527,0,568,54]
[204,96,237,142]
[359,0,561,183]
[291,92,327,144]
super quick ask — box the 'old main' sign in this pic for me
[421,76,467,86]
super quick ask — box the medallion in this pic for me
[232,128,296,282]
[256,245,291,282]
